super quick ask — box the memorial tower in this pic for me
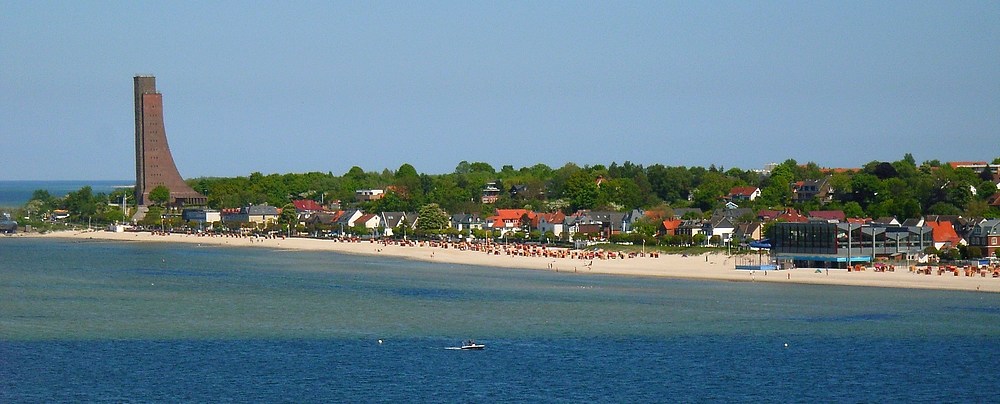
[134,75,206,206]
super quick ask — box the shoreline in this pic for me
[15,230,1000,294]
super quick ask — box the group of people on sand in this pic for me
[362,238,661,263]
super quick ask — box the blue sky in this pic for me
[2,1,998,181]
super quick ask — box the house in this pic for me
[967,219,1000,257]
[726,186,761,201]
[335,209,364,230]
[380,211,412,236]
[703,216,737,244]
[623,209,645,232]
[354,213,381,230]
[306,210,344,230]
[221,204,280,225]
[571,210,629,239]
[481,182,501,204]
[535,212,567,237]
[566,215,604,239]
[450,213,485,232]
[488,209,534,233]
[948,161,1000,179]
[757,209,782,222]
[182,208,221,225]
[793,177,833,203]
[292,199,326,220]
[733,221,764,243]
[509,184,530,200]
[809,210,846,223]
[355,189,385,201]
[676,219,707,240]
[660,219,682,236]
[772,208,808,223]
[926,220,965,250]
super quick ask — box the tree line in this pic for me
[18,154,1000,230]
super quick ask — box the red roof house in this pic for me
[661,219,682,236]
[293,199,326,212]
[927,220,964,250]
[726,186,761,201]
[809,210,846,222]
[490,209,536,229]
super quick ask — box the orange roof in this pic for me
[776,208,808,223]
[662,219,681,230]
[948,161,988,169]
[533,212,566,227]
[491,209,536,228]
[495,209,534,221]
[728,186,759,197]
[293,199,325,211]
[927,220,962,245]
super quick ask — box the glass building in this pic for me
[770,222,933,268]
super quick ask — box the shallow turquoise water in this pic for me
[2,238,999,401]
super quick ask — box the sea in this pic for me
[2,237,1000,402]
[0,180,133,209]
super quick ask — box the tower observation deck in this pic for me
[134,75,207,206]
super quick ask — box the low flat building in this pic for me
[182,208,221,224]
[771,222,932,268]
[355,189,385,201]
[221,204,280,225]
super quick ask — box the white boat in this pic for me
[460,340,485,350]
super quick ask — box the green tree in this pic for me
[279,203,298,227]
[759,165,793,207]
[415,203,449,232]
[149,185,171,206]
[562,170,599,212]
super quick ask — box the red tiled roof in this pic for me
[356,214,377,225]
[809,210,846,221]
[728,186,759,197]
[776,208,808,223]
[927,220,962,245]
[661,219,682,234]
[532,212,566,227]
[495,209,534,221]
[293,199,325,211]
[491,209,535,228]
[758,210,782,220]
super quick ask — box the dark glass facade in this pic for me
[771,223,838,255]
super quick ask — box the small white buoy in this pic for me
[378,339,383,344]
[784,343,788,348]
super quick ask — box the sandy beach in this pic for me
[19,230,1000,293]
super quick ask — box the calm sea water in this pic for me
[2,238,999,402]
[0,180,132,208]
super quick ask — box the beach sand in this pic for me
[21,230,1000,293]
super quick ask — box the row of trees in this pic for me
[188,154,1000,220]
[18,154,1000,231]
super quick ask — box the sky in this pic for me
[2,1,998,181]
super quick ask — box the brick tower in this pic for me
[134,75,206,206]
